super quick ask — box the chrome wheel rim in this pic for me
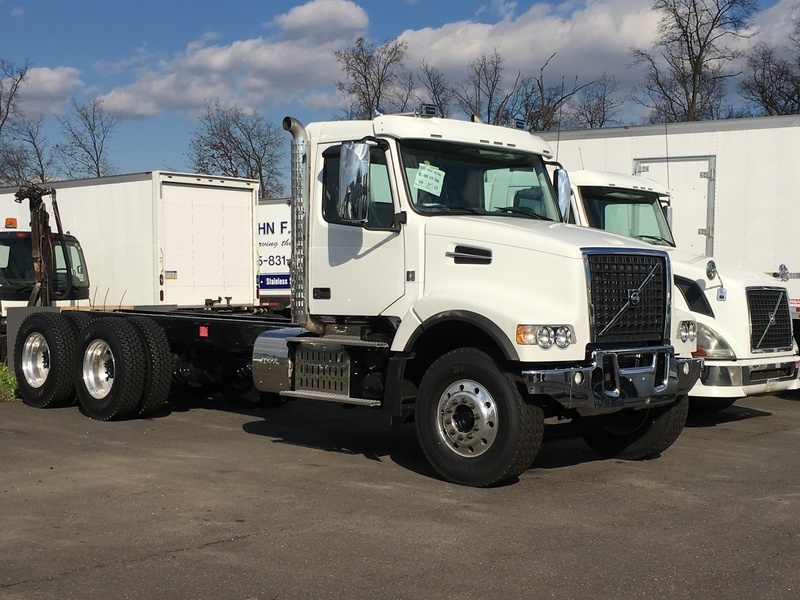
[83,339,115,400]
[21,332,50,388]
[436,379,498,458]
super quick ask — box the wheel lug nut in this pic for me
[457,435,464,441]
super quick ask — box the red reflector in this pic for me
[159,290,164,301]
[198,325,209,338]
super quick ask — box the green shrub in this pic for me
[0,364,19,402]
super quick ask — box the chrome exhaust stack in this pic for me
[282,116,325,335]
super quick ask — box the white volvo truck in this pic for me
[563,170,798,410]
[8,113,701,487]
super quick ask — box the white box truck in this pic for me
[540,115,800,327]
[560,169,799,410]
[0,171,260,309]
[256,198,291,313]
[9,113,701,487]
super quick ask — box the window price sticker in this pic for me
[414,163,445,197]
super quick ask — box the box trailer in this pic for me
[541,115,800,324]
[0,171,260,311]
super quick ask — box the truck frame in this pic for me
[9,112,702,487]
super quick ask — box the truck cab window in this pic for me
[322,145,395,229]
[398,138,560,221]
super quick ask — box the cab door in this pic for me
[307,144,405,317]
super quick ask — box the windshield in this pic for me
[398,138,561,221]
[579,186,675,247]
[0,235,90,298]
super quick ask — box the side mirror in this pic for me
[338,142,370,223]
[554,169,571,223]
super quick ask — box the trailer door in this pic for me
[634,156,716,256]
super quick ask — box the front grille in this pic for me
[747,288,793,352]
[587,252,668,346]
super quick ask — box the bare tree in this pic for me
[739,13,800,116]
[565,72,624,129]
[0,59,28,136]
[335,37,410,119]
[513,53,592,131]
[188,100,285,199]
[631,0,756,123]
[455,49,521,125]
[56,98,121,178]
[417,59,456,117]
[1,116,57,184]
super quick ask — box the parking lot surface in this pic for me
[1,392,799,600]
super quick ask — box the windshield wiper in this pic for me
[494,207,552,221]
[633,234,673,246]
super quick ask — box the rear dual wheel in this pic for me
[14,312,79,409]
[75,317,172,421]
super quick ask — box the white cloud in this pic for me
[16,66,83,116]
[400,0,660,89]
[100,0,367,118]
[270,0,367,42]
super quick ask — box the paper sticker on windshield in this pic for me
[414,164,445,197]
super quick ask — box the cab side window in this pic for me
[322,146,395,229]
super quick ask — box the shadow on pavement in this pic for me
[686,404,772,428]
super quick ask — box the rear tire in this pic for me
[14,312,77,408]
[415,348,543,487]
[583,394,689,460]
[127,317,173,417]
[75,318,147,421]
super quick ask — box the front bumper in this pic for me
[692,356,800,398]
[522,345,702,417]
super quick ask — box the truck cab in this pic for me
[254,115,701,485]
[566,169,799,409]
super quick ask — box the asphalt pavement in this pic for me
[1,391,799,600]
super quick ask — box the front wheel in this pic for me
[582,394,689,460]
[415,348,543,487]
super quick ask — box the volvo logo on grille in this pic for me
[628,289,640,308]
[769,311,776,326]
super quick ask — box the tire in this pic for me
[74,317,147,421]
[690,396,737,414]
[127,317,173,417]
[583,394,689,460]
[62,310,93,335]
[14,312,78,408]
[415,348,544,487]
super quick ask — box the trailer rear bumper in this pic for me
[521,346,702,416]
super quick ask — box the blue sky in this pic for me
[0,0,791,176]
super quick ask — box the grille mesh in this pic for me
[747,288,793,351]
[587,253,668,345]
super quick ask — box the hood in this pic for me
[666,248,780,287]
[424,216,656,259]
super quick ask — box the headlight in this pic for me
[694,323,735,359]
[516,325,574,349]
[678,320,696,343]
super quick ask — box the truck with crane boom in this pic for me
[7,111,701,487]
